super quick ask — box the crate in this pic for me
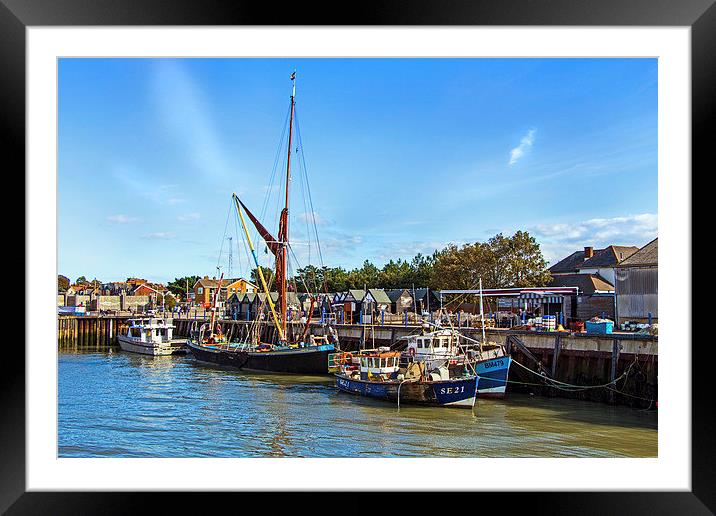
[585,321,613,335]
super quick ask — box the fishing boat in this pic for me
[117,317,186,356]
[331,346,479,408]
[186,71,337,374]
[407,327,512,399]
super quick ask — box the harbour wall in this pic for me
[57,316,657,408]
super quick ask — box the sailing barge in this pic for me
[186,71,336,374]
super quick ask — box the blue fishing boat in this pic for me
[473,355,512,398]
[405,328,512,399]
[332,347,479,408]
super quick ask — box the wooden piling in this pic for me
[552,334,561,378]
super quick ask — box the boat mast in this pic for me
[233,193,285,342]
[277,71,296,342]
[209,271,224,338]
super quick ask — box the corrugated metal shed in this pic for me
[616,263,658,320]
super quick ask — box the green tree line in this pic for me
[290,230,551,293]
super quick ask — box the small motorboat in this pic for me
[117,317,186,356]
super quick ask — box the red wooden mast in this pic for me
[276,71,296,342]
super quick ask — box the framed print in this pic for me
[4,0,710,513]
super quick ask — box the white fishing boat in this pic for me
[406,328,511,398]
[117,317,186,356]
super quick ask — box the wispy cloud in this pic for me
[529,213,657,264]
[374,240,453,262]
[111,165,189,206]
[508,128,536,166]
[152,60,231,182]
[142,232,177,240]
[298,211,330,226]
[177,212,201,222]
[107,214,139,224]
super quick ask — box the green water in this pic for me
[58,351,657,458]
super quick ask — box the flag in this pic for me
[290,71,296,80]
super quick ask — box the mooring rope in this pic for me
[509,355,656,402]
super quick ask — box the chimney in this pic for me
[584,246,594,259]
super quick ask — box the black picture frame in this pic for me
[3,0,707,513]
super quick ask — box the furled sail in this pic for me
[235,197,280,256]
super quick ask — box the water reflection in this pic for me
[58,351,657,458]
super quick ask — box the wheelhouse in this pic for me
[407,329,457,358]
[126,318,175,343]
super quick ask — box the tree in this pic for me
[75,276,89,285]
[485,231,551,287]
[431,231,550,290]
[164,294,177,310]
[167,276,200,298]
[58,275,70,292]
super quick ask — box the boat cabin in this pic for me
[407,329,458,359]
[126,318,175,343]
[358,350,401,381]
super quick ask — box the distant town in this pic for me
[58,235,657,332]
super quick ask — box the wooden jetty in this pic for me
[58,315,658,408]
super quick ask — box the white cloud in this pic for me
[107,214,139,224]
[529,213,657,265]
[142,232,177,240]
[111,165,188,206]
[298,211,329,226]
[177,212,201,222]
[374,240,454,262]
[508,128,537,166]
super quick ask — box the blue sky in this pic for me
[58,58,657,284]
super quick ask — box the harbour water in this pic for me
[58,351,657,458]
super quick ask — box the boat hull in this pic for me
[117,335,187,356]
[474,356,512,399]
[186,339,334,374]
[335,374,478,408]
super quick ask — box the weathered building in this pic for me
[413,288,441,314]
[549,274,616,321]
[615,238,658,325]
[362,289,392,322]
[386,288,414,314]
[121,295,150,312]
[226,292,245,319]
[549,245,639,285]
[90,295,121,311]
[193,276,258,307]
[548,244,641,322]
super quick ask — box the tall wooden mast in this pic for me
[277,71,296,342]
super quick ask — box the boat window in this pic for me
[361,358,367,368]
